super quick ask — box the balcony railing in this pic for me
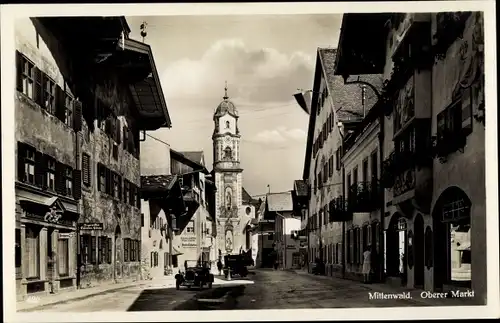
[329,196,352,222]
[348,181,381,213]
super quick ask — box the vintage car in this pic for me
[223,255,249,278]
[175,260,214,290]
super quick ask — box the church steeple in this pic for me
[223,81,229,100]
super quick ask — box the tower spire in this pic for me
[223,81,229,100]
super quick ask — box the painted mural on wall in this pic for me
[225,226,234,253]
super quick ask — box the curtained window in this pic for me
[58,238,69,276]
[26,226,40,279]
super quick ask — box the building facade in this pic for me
[212,86,253,260]
[334,12,485,302]
[301,47,383,277]
[15,17,170,300]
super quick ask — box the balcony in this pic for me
[348,182,381,213]
[432,130,467,163]
[329,196,352,222]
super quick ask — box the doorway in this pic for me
[414,214,425,288]
[433,187,472,291]
[114,225,122,280]
[385,213,408,286]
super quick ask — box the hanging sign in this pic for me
[79,223,104,230]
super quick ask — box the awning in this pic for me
[456,241,471,251]
[172,247,183,256]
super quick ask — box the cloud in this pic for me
[161,38,314,105]
[252,127,307,144]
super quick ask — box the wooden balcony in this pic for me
[347,182,381,213]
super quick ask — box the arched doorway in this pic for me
[432,187,472,291]
[414,214,425,288]
[114,225,122,280]
[385,213,408,285]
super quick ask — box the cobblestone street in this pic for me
[18,269,476,312]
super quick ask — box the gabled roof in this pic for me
[179,151,205,166]
[266,191,293,212]
[302,47,384,180]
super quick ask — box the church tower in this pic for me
[212,83,245,258]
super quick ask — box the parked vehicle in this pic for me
[223,255,249,278]
[175,260,214,290]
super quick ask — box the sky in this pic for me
[126,14,342,197]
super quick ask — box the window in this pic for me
[113,173,121,200]
[26,226,40,279]
[226,121,230,129]
[98,236,110,265]
[43,77,56,114]
[46,157,56,191]
[112,143,119,160]
[130,240,137,262]
[186,220,195,234]
[82,153,91,186]
[64,94,73,127]
[362,159,368,184]
[371,152,378,182]
[124,180,130,204]
[19,143,36,184]
[80,234,90,264]
[353,167,358,186]
[329,155,333,177]
[16,52,35,99]
[64,166,73,196]
[107,237,112,264]
[16,229,21,276]
[98,164,106,192]
[58,238,69,276]
[124,238,130,262]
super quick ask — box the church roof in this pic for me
[214,83,238,118]
[266,191,293,212]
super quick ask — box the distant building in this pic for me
[291,180,309,269]
[15,17,170,300]
[266,192,301,269]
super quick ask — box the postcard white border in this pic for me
[2,1,498,322]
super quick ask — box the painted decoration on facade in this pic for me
[394,77,415,133]
[44,206,63,223]
[225,187,232,210]
[225,228,234,252]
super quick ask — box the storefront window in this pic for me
[16,229,21,276]
[58,238,69,276]
[26,226,40,279]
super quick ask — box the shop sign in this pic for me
[79,223,104,230]
[59,232,73,239]
[181,236,197,248]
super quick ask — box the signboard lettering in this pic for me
[59,232,73,239]
[79,223,104,230]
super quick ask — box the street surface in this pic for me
[22,269,474,312]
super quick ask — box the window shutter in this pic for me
[73,100,83,132]
[17,142,26,181]
[122,126,128,150]
[118,176,123,201]
[34,151,45,188]
[136,188,141,208]
[55,86,66,122]
[97,163,102,191]
[124,239,129,262]
[16,51,23,92]
[105,168,112,195]
[98,237,102,264]
[73,169,82,200]
[33,67,44,107]
[82,154,90,186]
[55,162,65,195]
[107,237,112,264]
[461,87,473,134]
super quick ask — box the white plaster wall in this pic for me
[218,114,237,135]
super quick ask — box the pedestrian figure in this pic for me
[184,260,188,272]
[362,245,372,283]
[217,259,223,276]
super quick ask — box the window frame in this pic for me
[43,75,57,114]
[64,166,73,196]
[46,156,56,191]
[20,54,35,99]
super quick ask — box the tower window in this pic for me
[224,147,232,160]
[226,121,230,129]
